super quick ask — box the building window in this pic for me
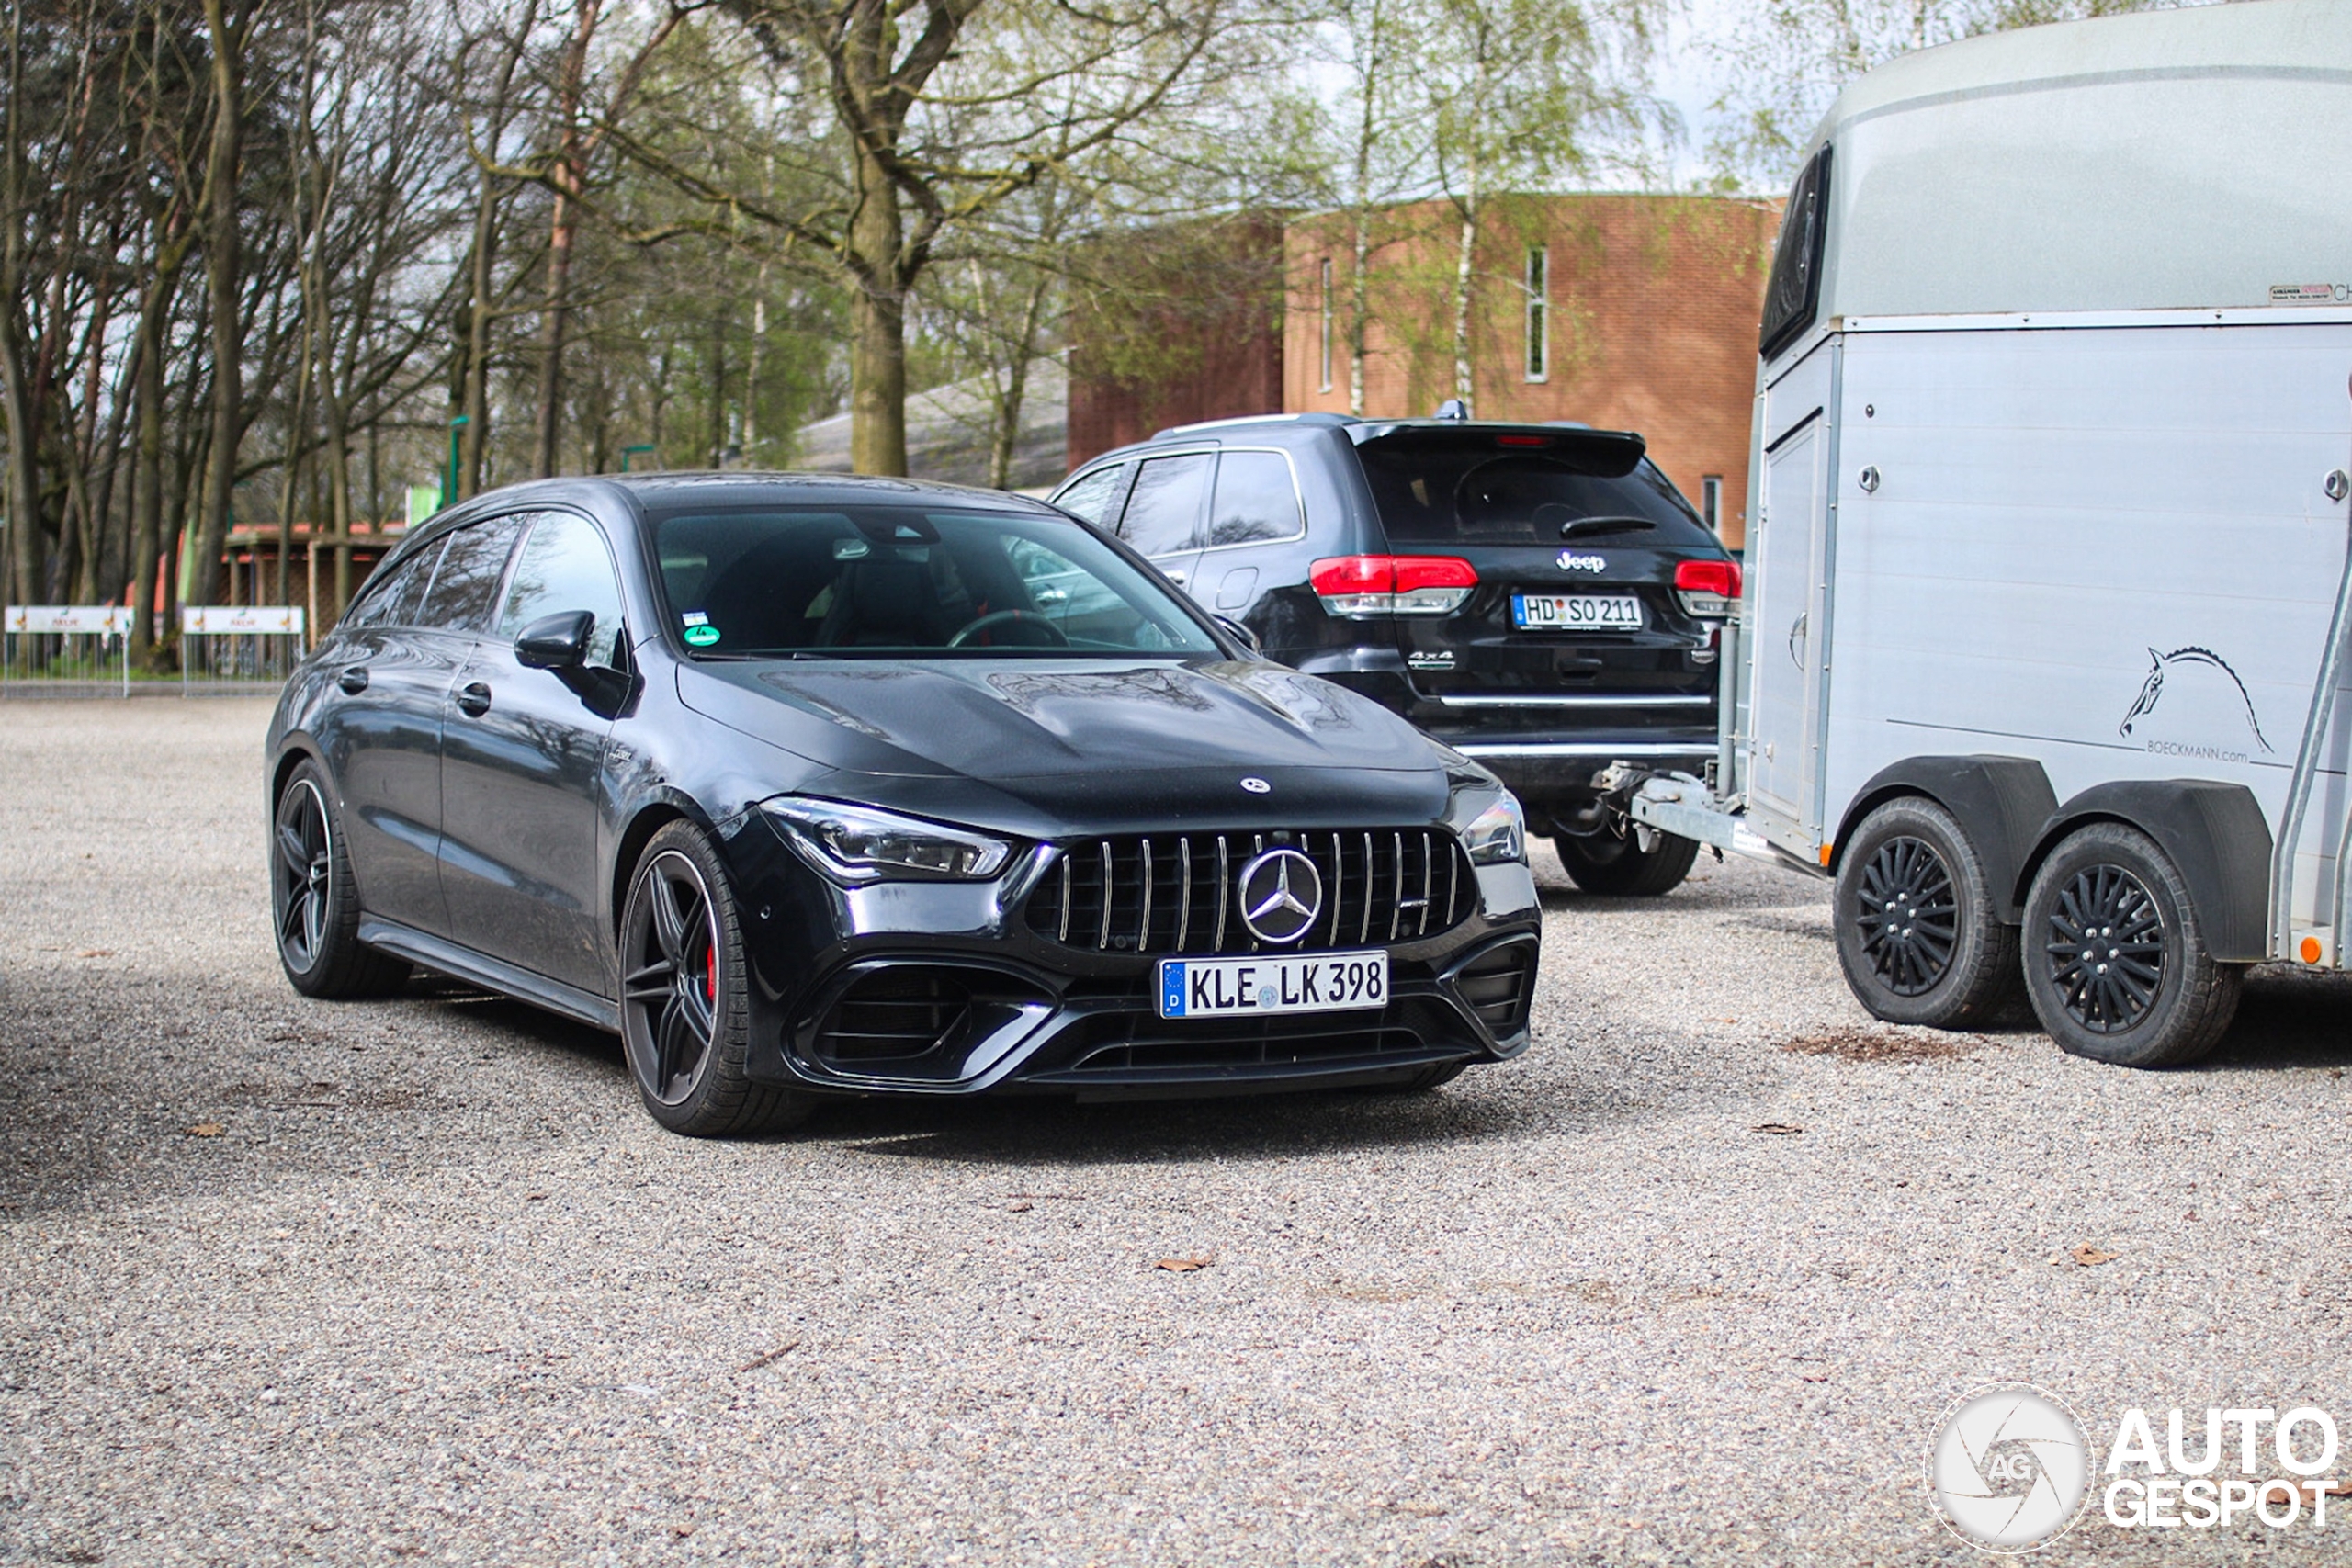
[1317,257,1334,393]
[1702,476,1724,533]
[1523,246,1548,382]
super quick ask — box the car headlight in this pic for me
[761,797,1012,883]
[1460,792,1527,866]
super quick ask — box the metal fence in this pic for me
[180,605,307,695]
[0,604,307,697]
[2,606,132,697]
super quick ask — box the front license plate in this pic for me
[1158,950,1388,1019]
[1512,593,1643,630]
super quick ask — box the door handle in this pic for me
[1788,612,1808,671]
[455,681,492,717]
[336,666,369,694]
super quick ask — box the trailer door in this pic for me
[1747,411,1829,838]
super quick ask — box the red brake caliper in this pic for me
[705,945,717,998]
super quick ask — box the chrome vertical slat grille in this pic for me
[1096,840,1114,950]
[1214,837,1229,952]
[1025,828,1476,956]
[1175,839,1193,952]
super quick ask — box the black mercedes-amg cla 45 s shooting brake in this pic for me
[265,474,1541,1135]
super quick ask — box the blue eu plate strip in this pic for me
[1160,962,1187,1018]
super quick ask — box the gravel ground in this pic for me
[3,698,2348,1567]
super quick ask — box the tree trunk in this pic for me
[459,19,530,499]
[0,3,35,609]
[459,183,496,499]
[846,142,910,477]
[707,308,727,467]
[987,353,1027,491]
[986,269,1051,491]
[744,265,765,461]
[533,0,598,479]
[1347,0,1382,417]
[191,0,245,608]
[0,330,38,610]
[130,296,167,659]
[1451,167,1479,412]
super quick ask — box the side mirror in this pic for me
[515,609,595,670]
[1214,615,1262,657]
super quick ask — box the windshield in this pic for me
[648,506,1221,658]
[1358,443,1716,548]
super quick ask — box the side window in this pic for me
[345,538,444,629]
[500,513,628,670]
[1204,450,1303,547]
[1052,463,1131,525]
[1759,143,1831,360]
[1117,453,1211,558]
[415,516,526,634]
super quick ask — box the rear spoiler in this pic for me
[1346,421,1646,478]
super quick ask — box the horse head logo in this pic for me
[2120,646,2272,753]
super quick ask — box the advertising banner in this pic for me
[5,605,132,635]
[180,605,305,636]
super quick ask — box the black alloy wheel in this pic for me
[1852,835,1957,997]
[2021,821,2239,1067]
[617,821,813,1136]
[275,777,333,974]
[269,758,410,998]
[623,848,722,1108]
[1833,796,2020,1028]
[2042,863,2164,1033]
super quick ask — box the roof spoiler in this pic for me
[1346,421,1646,478]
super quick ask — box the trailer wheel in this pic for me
[1552,829,1700,897]
[1833,797,2022,1028]
[2021,821,2241,1067]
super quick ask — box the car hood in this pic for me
[676,656,1464,829]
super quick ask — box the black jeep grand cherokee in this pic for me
[1052,413,1739,895]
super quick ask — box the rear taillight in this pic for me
[1309,555,1477,617]
[1674,558,1741,619]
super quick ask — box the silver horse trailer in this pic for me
[1634,0,2352,1065]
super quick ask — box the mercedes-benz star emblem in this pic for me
[1239,776,1272,795]
[1237,848,1323,944]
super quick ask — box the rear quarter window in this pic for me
[1052,463,1131,525]
[342,537,445,629]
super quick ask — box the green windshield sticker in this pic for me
[683,623,721,648]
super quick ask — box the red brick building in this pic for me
[1067,194,1777,549]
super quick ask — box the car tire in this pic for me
[270,759,412,999]
[618,820,816,1137]
[2020,821,2240,1067]
[1833,795,2021,1029]
[1553,829,1700,897]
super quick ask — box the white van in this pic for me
[1634,0,2352,1065]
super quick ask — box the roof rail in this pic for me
[1149,412,1356,440]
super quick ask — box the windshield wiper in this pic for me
[1560,515,1658,539]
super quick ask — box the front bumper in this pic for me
[723,814,1543,1099]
